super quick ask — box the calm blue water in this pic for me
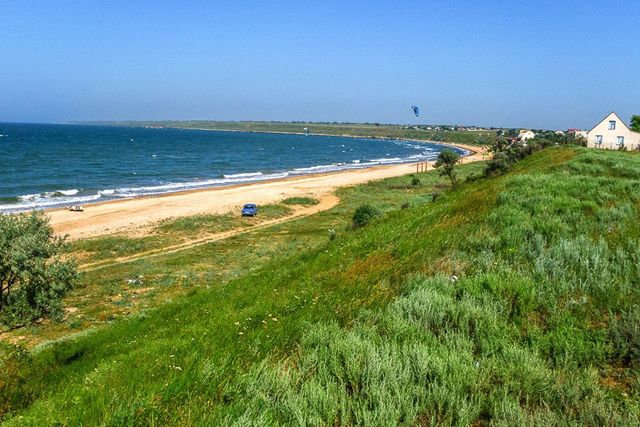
[0,123,465,212]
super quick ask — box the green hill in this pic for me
[1,147,639,425]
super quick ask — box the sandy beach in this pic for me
[48,143,488,240]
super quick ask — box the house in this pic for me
[517,130,536,142]
[567,128,587,140]
[587,112,640,150]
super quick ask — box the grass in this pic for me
[281,197,319,206]
[3,164,483,349]
[2,147,640,425]
[70,203,292,264]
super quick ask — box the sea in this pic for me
[0,123,466,212]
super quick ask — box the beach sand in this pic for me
[48,143,488,240]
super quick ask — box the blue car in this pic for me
[241,203,258,217]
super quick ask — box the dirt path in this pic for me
[80,193,340,272]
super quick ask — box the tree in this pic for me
[435,149,460,186]
[631,115,640,132]
[0,212,77,328]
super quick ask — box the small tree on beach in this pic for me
[435,149,460,186]
[0,212,77,328]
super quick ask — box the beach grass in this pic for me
[70,203,293,264]
[2,147,640,424]
[281,196,319,206]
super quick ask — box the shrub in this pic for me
[0,212,78,328]
[282,197,319,206]
[609,306,640,367]
[351,204,381,228]
[484,152,511,176]
[411,176,421,186]
[484,138,564,177]
[401,202,411,209]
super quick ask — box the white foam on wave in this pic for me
[18,189,79,202]
[2,193,102,212]
[371,157,404,164]
[291,164,343,174]
[17,193,41,202]
[223,172,263,179]
[112,172,290,198]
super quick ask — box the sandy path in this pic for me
[49,143,489,240]
[80,194,340,272]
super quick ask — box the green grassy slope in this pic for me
[4,166,482,348]
[2,147,640,425]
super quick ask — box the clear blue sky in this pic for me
[1,0,638,129]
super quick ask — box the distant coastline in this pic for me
[70,120,497,147]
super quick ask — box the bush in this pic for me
[401,202,411,209]
[410,176,421,186]
[609,306,640,367]
[485,138,564,177]
[485,152,511,176]
[351,204,381,228]
[0,212,78,328]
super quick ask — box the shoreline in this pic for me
[45,140,487,240]
[39,137,474,213]
[3,131,473,213]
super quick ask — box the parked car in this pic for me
[241,203,258,217]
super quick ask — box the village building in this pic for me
[567,128,588,140]
[586,112,640,150]
[517,130,536,142]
